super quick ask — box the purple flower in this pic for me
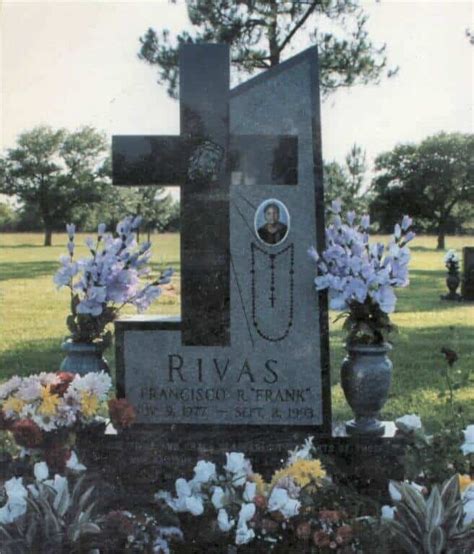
[371,286,396,314]
[361,215,370,229]
[134,285,162,312]
[54,258,78,288]
[401,215,413,231]
[67,241,74,256]
[394,223,401,240]
[330,199,342,214]
[77,286,107,316]
[346,211,356,225]
[307,246,319,263]
[66,224,75,240]
[85,237,95,251]
[98,223,106,237]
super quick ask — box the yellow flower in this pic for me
[271,459,326,488]
[80,391,99,417]
[37,385,60,416]
[2,396,25,415]
[459,474,472,493]
[250,473,267,495]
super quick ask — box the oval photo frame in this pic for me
[254,198,290,247]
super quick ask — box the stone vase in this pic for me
[60,340,109,376]
[341,343,393,437]
[444,271,461,300]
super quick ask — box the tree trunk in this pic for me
[437,231,445,250]
[268,0,280,66]
[44,227,52,246]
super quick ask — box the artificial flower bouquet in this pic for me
[444,249,461,274]
[156,441,368,552]
[54,216,173,346]
[0,371,135,472]
[309,200,415,345]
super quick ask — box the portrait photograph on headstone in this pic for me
[1,2,473,553]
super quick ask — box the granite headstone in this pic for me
[111,43,331,483]
[461,247,474,301]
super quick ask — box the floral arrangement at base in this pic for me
[0,371,135,472]
[54,216,173,347]
[444,249,461,274]
[155,441,377,552]
[309,200,415,345]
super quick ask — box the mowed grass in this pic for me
[0,232,473,430]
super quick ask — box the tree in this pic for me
[0,126,109,245]
[370,133,474,248]
[138,0,396,99]
[324,143,368,212]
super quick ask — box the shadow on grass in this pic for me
[0,261,59,281]
[0,337,117,382]
[0,244,47,249]
[395,269,461,313]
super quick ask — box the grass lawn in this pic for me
[0,232,473,431]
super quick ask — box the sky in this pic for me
[1,0,473,186]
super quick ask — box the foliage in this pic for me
[0,201,18,231]
[385,475,474,553]
[370,132,474,249]
[79,181,180,237]
[324,144,369,212]
[444,250,461,275]
[0,126,109,246]
[0,370,112,472]
[54,217,173,344]
[138,0,395,99]
[396,354,471,488]
[310,200,415,345]
[0,472,101,553]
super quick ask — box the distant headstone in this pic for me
[461,247,474,300]
[111,44,331,484]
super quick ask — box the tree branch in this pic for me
[278,1,319,54]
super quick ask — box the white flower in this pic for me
[0,477,28,524]
[463,485,474,526]
[389,480,424,503]
[238,502,256,526]
[224,452,251,486]
[162,478,204,515]
[66,450,86,472]
[211,486,225,510]
[217,508,235,532]
[287,436,314,465]
[17,376,42,402]
[185,495,204,516]
[395,414,422,432]
[34,462,49,482]
[381,505,396,520]
[268,487,300,518]
[235,522,255,545]
[243,481,256,502]
[32,413,57,432]
[71,371,111,400]
[0,376,22,400]
[192,460,216,485]
[461,424,474,455]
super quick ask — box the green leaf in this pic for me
[440,474,460,508]
[395,503,424,543]
[426,486,444,530]
[401,482,427,517]
[424,526,445,554]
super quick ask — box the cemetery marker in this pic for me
[112,43,331,455]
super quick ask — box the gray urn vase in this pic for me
[60,340,109,376]
[441,272,461,301]
[341,343,393,437]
